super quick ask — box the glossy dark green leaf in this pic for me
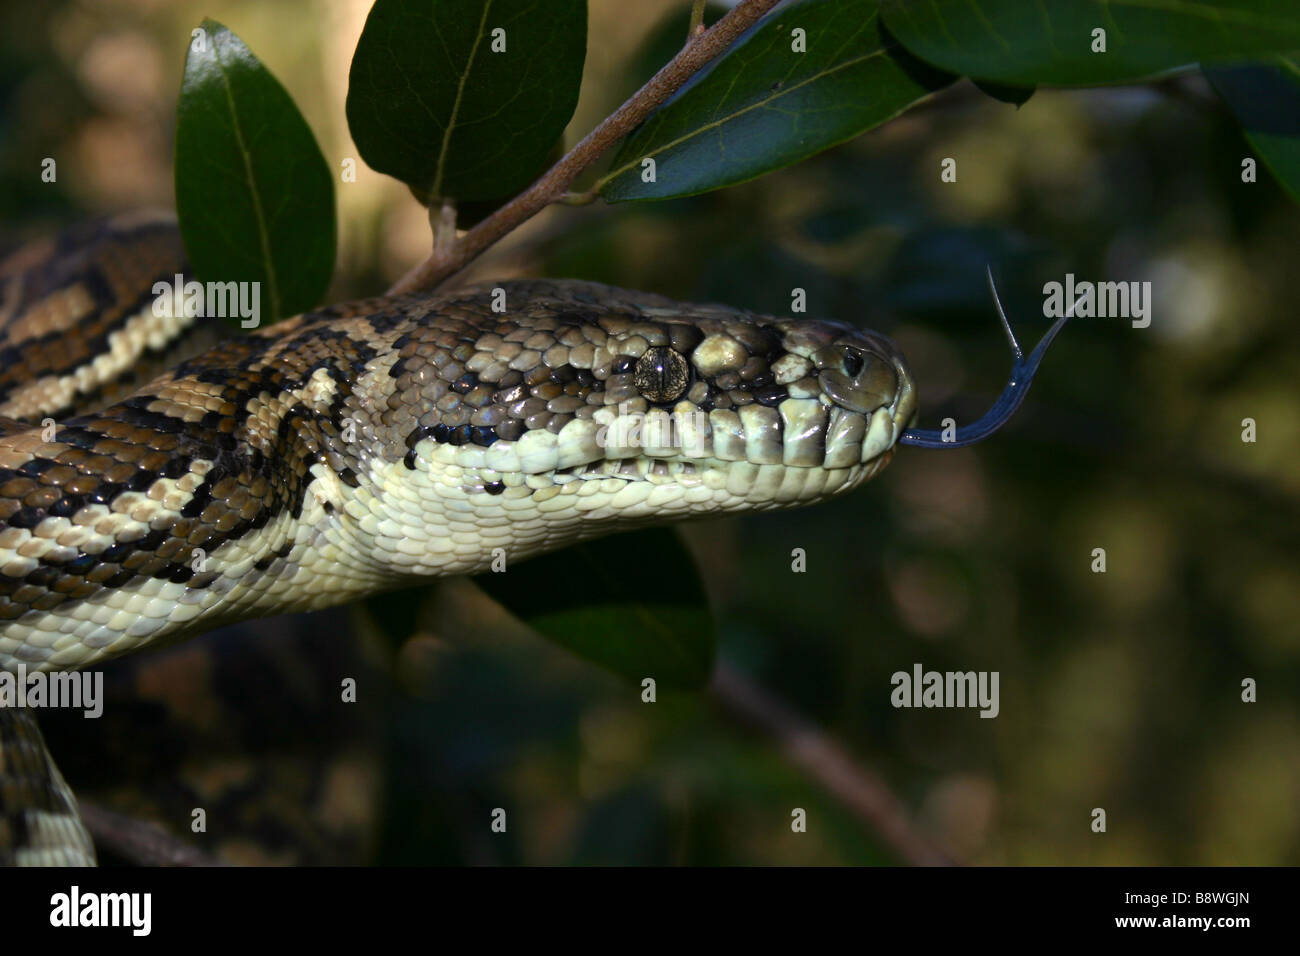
[175,19,335,325]
[346,0,586,203]
[1206,56,1300,204]
[881,0,1300,87]
[476,528,716,691]
[600,0,953,203]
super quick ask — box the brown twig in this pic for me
[79,800,223,867]
[386,0,783,296]
[710,661,955,866]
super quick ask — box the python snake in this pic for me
[0,213,1063,865]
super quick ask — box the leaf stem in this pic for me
[431,198,458,260]
[687,0,708,43]
[386,0,783,296]
[557,190,598,206]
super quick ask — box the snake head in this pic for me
[377,280,918,574]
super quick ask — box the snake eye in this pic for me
[633,346,690,404]
[842,348,865,377]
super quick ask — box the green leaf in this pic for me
[475,528,717,691]
[880,0,1300,87]
[599,0,953,203]
[175,19,335,325]
[346,0,587,204]
[1206,56,1300,204]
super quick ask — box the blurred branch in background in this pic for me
[80,801,221,867]
[712,662,954,866]
[80,660,955,867]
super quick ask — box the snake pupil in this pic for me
[633,346,689,404]
[843,348,865,377]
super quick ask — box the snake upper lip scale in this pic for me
[0,215,1068,865]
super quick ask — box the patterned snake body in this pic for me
[0,215,921,863]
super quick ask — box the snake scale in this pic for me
[0,213,1063,865]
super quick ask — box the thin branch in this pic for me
[80,801,223,867]
[710,661,955,866]
[386,0,782,296]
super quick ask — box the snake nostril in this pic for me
[842,348,864,377]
